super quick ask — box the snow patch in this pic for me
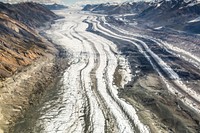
[188,16,200,23]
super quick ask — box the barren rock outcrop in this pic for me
[0,2,59,80]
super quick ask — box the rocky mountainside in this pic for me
[83,0,200,33]
[0,2,70,132]
[82,2,150,14]
[137,0,200,33]
[0,2,59,80]
[0,2,59,27]
[43,3,68,10]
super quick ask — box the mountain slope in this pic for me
[43,3,68,10]
[82,2,150,15]
[83,0,200,33]
[0,2,59,80]
[0,2,59,27]
[136,0,200,31]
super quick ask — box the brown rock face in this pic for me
[0,2,59,27]
[0,13,42,79]
[0,2,59,80]
[0,2,62,131]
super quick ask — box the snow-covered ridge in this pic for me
[83,0,200,34]
[188,16,200,23]
[82,1,150,15]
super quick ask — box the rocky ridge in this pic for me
[0,2,59,80]
[82,2,150,15]
[0,2,68,132]
[43,3,68,10]
[83,0,200,33]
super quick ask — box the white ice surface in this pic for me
[86,15,150,133]
[36,9,150,133]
